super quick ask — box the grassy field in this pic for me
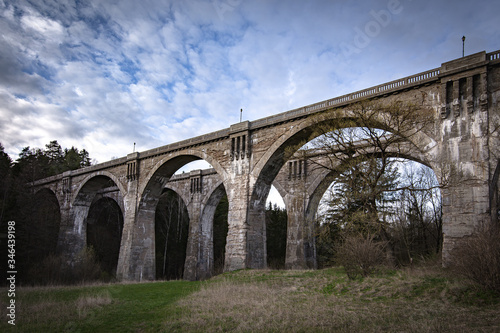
[1,265,499,332]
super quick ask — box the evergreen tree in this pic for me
[64,147,91,170]
[45,140,64,175]
[0,141,94,284]
[265,202,287,269]
[0,144,13,223]
[325,158,399,236]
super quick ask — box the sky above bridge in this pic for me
[1,0,499,165]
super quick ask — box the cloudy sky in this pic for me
[1,0,499,164]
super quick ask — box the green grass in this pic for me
[1,266,499,332]
[1,280,200,332]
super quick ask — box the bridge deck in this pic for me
[33,49,500,186]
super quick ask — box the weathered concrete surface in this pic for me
[33,49,500,280]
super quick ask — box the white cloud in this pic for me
[0,0,499,166]
[20,10,64,40]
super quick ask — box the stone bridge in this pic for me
[33,49,500,281]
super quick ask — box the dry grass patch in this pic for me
[170,268,500,332]
[177,279,353,332]
[0,288,113,330]
[75,290,113,318]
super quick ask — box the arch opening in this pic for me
[314,159,442,268]
[185,182,230,280]
[69,175,124,279]
[265,197,287,270]
[250,101,439,271]
[87,196,124,277]
[213,192,229,275]
[155,188,189,280]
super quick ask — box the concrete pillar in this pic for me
[284,192,307,269]
[57,203,88,263]
[116,153,157,281]
[224,121,267,271]
[440,70,491,265]
[246,188,267,269]
[56,172,90,264]
[223,166,267,270]
[115,181,141,280]
[224,176,251,271]
[282,161,318,270]
[183,171,205,280]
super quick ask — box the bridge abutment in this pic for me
[437,53,497,264]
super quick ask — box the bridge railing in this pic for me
[138,128,230,159]
[35,49,500,182]
[488,50,500,61]
[251,67,441,129]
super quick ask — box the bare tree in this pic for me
[303,100,434,231]
[392,164,442,264]
[295,100,437,265]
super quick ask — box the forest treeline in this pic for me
[0,141,92,284]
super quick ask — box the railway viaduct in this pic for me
[33,49,500,281]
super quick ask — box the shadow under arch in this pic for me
[87,196,124,277]
[154,188,189,280]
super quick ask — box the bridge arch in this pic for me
[137,149,229,199]
[183,181,228,280]
[160,178,229,281]
[127,150,230,281]
[251,104,439,215]
[249,102,440,269]
[253,104,437,184]
[72,171,126,206]
[62,174,125,267]
[161,184,192,221]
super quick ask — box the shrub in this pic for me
[450,224,500,293]
[27,253,66,285]
[26,246,103,285]
[71,246,102,283]
[335,234,388,279]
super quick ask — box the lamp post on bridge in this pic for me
[462,36,466,57]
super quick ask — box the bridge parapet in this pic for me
[32,49,500,185]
